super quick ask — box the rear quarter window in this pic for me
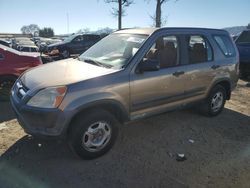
[213,35,236,57]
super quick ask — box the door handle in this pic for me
[211,65,220,70]
[173,71,185,77]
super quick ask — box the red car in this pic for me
[0,44,42,88]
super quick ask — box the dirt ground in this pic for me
[0,80,249,188]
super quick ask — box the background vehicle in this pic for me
[46,34,101,59]
[0,44,42,91]
[12,37,36,50]
[0,39,11,47]
[11,28,239,160]
[235,30,250,80]
[18,45,39,53]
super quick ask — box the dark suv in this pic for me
[11,28,239,159]
[47,34,101,58]
[235,30,250,80]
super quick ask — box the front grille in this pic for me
[15,80,29,99]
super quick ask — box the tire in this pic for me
[68,109,119,160]
[200,85,227,117]
[61,49,70,59]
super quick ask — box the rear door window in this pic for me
[187,35,213,64]
[89,35,99,41]
[214,35,236,57]
[82,35,90,42]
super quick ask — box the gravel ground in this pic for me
[0,80,249,188]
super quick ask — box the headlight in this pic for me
[27,86,67,108]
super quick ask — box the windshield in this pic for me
[79,33,148,69]
[236,30,250,44]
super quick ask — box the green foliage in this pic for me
[39,27,55,38]
[20,24,40,36]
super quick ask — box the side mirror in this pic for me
[136,58,160,73]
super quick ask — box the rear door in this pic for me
[179,34,215,102]
[80,35,99,52]
[87,35,100,47]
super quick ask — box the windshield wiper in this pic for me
[83,58,113,68]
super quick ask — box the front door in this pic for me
[130,34,186,119]
[71,35,83,54]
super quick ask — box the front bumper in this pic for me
[10,86,69,138]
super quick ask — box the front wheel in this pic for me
[68,109,119,160]
[200,85,227,117]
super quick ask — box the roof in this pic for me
[114,27,227,35]
[115,28,158,35]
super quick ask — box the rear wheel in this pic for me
[61,49,70,59]
[68,109,119,159]
[200,85,227,117]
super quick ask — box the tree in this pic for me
[149,0,177,27]
[95,27,114,37]
[39,27,54,38]
[95,27,114,35]
[20,24,40,36]
[247,23,250,30]
[105,0,133,30]
[76,27,91,34]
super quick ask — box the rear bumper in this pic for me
[10,91,69,138]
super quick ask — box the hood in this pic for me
[21,58,118,90]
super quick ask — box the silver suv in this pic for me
[11,28,239,159]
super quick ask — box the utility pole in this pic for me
[118,0,122,30]
[67,12,69,34]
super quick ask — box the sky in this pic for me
[0,0,250,34]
